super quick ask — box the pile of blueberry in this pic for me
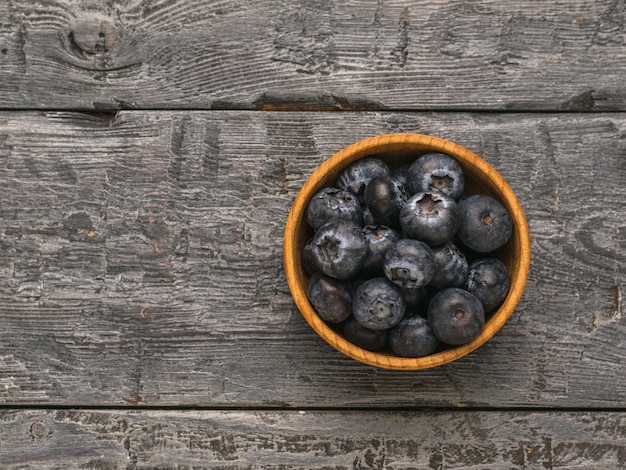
[303,152,512,358]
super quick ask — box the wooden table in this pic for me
[0,1,624,468]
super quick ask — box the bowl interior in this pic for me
[284,134,530,370]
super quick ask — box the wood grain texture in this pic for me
[0,0,625,111]
[0,110,624,408]
[1,409,626,469]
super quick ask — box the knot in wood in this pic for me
[70,15,118,55]
[29,421,47,439]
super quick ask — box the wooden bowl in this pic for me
[283,134,531,370]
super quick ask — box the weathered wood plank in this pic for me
[1,409,626,469]
[0,0,625,111]
[0,111,624,408]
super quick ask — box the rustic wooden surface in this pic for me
[0,0,625,468]
[1,0,625,111]
[2,409,626,469]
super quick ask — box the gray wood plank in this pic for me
[1,409,626,469]
[0,110,624,408]
[1,0,625,111]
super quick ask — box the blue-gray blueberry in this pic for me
[363,174,408,228]
[342,317,389,351]
[466,258,510,312]
[427,287,485,345]
[310,219,367,280]
[392,164,411,187]
[307,272,353,323]
[390,315,440,358]
[336,157,389,200]
[383,239,436,289]
[406,152,465,199]
[362,206,376,226]
[361,225,402,275]
[400,285,429,309]
[399,191,459,246]
[353,277,406,330]
[306,187,363,231]
[458,194,512,253]
[302,238,318,276]
[429,241,468,290]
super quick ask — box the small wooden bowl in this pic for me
[284,134,531,370]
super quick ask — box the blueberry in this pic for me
[353,277,406,330]
[389,315,440,357]
[383,239,436,289]
[307,272,353,323]
[343,317,389,351]
[429,241,468,290]
[399,191,459,246]
[361,225,402,275]
[306,187,363,231]
[427,288,485,345]
[348,274,370,292]
[363,175,408,228]
[310,220,368,280]
[400,285,429,309]
[466,258,511,312]
[336,157,389,200]
[362,206,377,226]
[392,164,411,187]
[406,153,465,199]
[302,238,318,276]
[458,194,512,253]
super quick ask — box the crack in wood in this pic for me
[392,6,410,68]
[122,340,144,407]
[254,92,385,111]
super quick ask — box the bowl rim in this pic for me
[283,133,531,370]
